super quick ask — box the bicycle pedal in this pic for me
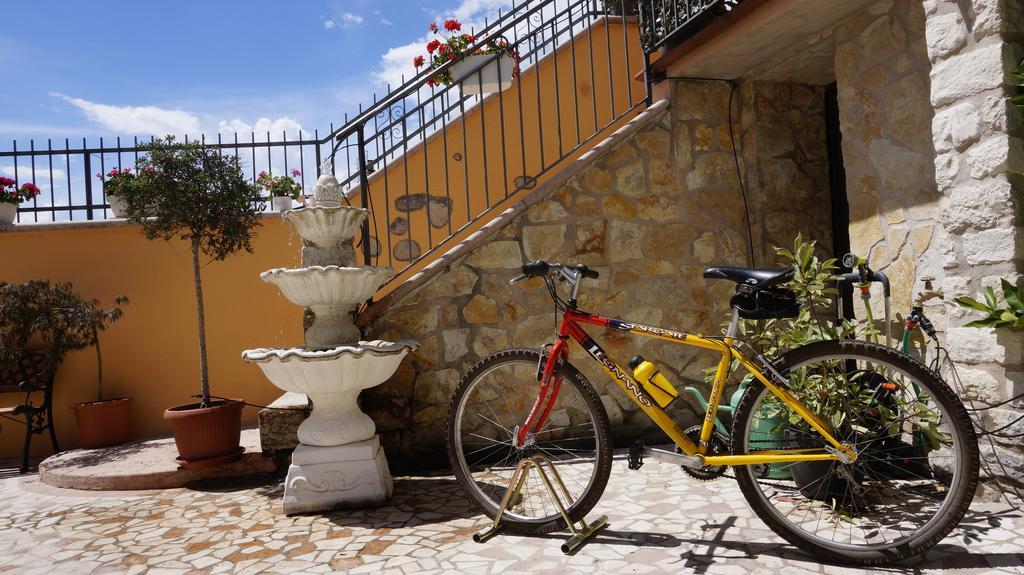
[627,440,644,470]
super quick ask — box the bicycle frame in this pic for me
[517,307,858,467]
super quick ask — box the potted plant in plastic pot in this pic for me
[118,136,263,468]
[98,167,141,218]
[69,294,132,448]
[0,178,41,225]
[258,169,303,213]
[414,19,520,96]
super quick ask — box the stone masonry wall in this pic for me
[924,0,1024,480]
[838,0,1023,485]
[835,0,942,322]
[363,80,834,468]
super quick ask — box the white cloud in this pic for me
[1,165,66,180]
[53,92,202,136]
[381,18,394,26]
[324,11,363,30]
[217,116,307,140]
[371,0,513,88]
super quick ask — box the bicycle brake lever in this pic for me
[508,274,528,286]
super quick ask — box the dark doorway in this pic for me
[824,83,853,319]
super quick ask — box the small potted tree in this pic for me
[0,178,41,225]
[117,137,263,468]
[70,294,131,448]
[257,169,303,213]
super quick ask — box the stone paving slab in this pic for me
[38,428,277,491]
[0,454,1022,574]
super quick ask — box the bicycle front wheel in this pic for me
[732,340,979,565]
[446,348,612,534]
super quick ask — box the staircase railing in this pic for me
[1,0,650,292]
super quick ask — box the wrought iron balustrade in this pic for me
[636,0,743,53]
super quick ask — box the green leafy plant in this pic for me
[0,281,127,400]
[114,137,263,407]
[954,279,1024,330]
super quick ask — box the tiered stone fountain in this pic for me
[243,174,416,514]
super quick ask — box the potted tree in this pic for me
[0,178,41,225]
[117,137,263,468]
[69,294,131,448]
[257,169,303,213]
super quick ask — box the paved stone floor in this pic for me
[0,454,1021,574]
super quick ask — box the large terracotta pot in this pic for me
[72,397,134,448]
[163,399,244,468]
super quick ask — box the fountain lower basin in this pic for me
[242,341,417,446]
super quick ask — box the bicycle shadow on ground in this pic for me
[532,527,685,555]
[674,507,1024,574]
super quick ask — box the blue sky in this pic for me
[1,0,512,142]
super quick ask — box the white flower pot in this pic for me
[108,195,128,218]
[452,54,516,96]
[272,196,294,213]
[0,202,16,225]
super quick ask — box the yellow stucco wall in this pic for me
[0,218,302,457]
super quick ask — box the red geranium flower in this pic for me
[426,39,441,54]
[0,177,15,187]
[443,19,461,32]
[428,22,438,32]
[413,55,425,68]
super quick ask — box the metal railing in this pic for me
[636,0,743,53]
[2,0,650,289]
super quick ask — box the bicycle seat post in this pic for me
[726,307,740,339]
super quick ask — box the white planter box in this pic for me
[451,54,516,96]
[108,195,128,218]
[0,202,16,225]
[272,196,294,213]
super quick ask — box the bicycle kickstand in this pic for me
[473,453,609,554]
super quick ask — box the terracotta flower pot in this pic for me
[72,397,134,448]
[163,399,244,468]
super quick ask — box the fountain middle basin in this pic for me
[243,340,417,446]
[261,266,392,348]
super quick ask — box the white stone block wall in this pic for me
[925,0,1023,482]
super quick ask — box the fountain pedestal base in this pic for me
[282,435,393,515]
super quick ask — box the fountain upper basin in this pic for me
[282,206,368,248]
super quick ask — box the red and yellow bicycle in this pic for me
[446,260,978,565]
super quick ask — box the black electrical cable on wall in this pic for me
[658,75,755,268]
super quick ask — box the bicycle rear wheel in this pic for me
[446,348,612,534]
[732,340,978,565]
